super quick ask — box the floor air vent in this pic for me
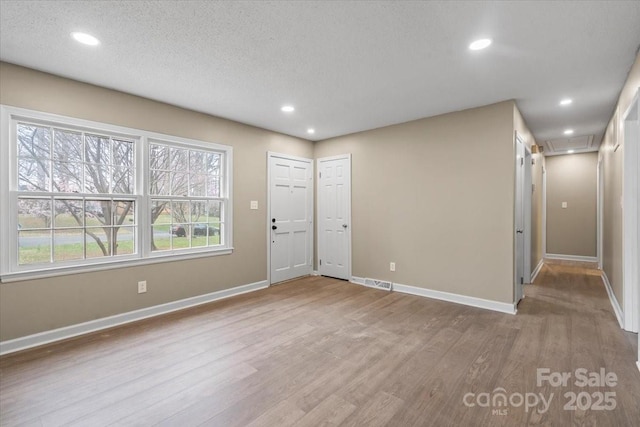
[364,278,392,291]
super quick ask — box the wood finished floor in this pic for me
[1,262,639,426]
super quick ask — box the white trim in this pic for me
[545,254,598,263]
[542,164,547,257]
[601,272,624,328]
[350,276,366,286]
[621,90,639,333]
[597,155,604,269]
[350,276,516,315]
[311,270,319,276]
[315,153,353,162]
[0,107,11,279]
[316,154,352,281]
[0,279,268,356]
[637,361,640,373]
[531,258,544,283]
[524,144,533,284]
[0,248,233,283]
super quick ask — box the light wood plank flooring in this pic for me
[1,262,639,426]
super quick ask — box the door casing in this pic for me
[621,90,639,334]
[514,132,532,304]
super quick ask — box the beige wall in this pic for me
[0,63,546,342]
[514,105,544,273]
[600,52,640,307]
[314,101,516,303]
[0,62,314,341]
[545,153,598,257]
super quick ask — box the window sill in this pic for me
[0,248,234,283]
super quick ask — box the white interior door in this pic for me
[515,135,526,303]
[524,146,532,283]
[318,155,351,280]
[268,153,313,284]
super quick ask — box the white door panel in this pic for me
[515,134,531,304]
[318,155,351,280]
[269,154,313,284]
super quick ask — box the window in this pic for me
[1,106,233,281]
[148,142,225,251]
[16,124,137,265]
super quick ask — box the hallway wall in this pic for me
[600,52,640,308]
[545,152,598,257]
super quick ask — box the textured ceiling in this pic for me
[1,1,639,144]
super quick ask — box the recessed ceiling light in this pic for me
[469,38,492,51]
[307,128,315,134]
[567,150,575,154]
[71,32,100,46]
[564,129,574,135]
[560,98,573,106]
[281,105,295,113]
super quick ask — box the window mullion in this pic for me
[139,136,149,259]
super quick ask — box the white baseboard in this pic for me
[350,276,365,286]
[0,280,268,356]
[601,272,624,329]
[531,259,544,283]
[311,270,319,276]
[545,253,598,263]
[351,276,516,315]
[637,361,640,374]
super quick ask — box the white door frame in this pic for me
[524,145,532,283]
[514,132,531,303]
[621,90,639,333]
[316,154,352,280]
[542,162,547,259]
[597,155,604,270]
[266,152,314,285]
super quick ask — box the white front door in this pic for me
[317,155,351,280]
[268,153,313,284]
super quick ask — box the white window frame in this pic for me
[0,105,233,282]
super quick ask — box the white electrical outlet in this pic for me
[390,262,396,272]
[250,200,258,210]
[138,280,147,294]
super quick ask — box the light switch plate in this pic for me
[250,201,258,210]
[562,202,567,208]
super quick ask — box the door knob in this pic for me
[342,224,348,228]
[272,225,277,230]
[516,229,523,234]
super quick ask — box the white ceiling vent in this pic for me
[543,135,597,156]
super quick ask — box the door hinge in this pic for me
[520,277,524,285]
[319,172,322,178]
[319,259,322,266]
[520,158,524,166]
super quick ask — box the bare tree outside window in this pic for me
[149,142,223,252]
[17,124,136,264]
[5,110,230,275]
